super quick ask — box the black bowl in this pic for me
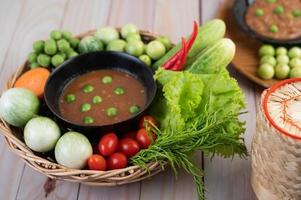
[233,0,301,46]
[44,51,157,137]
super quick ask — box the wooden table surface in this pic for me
[0,0,259,199]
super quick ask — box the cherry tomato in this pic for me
[118,138,140,157]
[136,128,156,149]
[87,154,106,171]
[139,115,158,128]
[122,131,137,139]
[107,152,127,170]
[98,133,118,156]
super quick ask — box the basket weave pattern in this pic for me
[251,90,301,199]
[0,30,167,186]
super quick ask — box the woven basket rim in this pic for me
[263,78,301,141]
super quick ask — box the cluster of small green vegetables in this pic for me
[130,19,247,200]
[27,30,80,68]
[257,44,301,80]
[27,24,172,69]
[79,24,172,66]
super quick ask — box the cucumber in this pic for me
[152,19,226,70]
[186,38,235,74]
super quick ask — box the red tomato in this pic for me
[87,154,106,171]
[136,128,156,149]
[118,138,140,157]
[107,152,127,170]
[98,133,118,156]
[122,131,137,139]
[139,115,158,128]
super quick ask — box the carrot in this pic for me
[14,67,50,98]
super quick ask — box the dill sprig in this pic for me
[130,108,247,200]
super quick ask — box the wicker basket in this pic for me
[251,78,301,199]
[0,29,168,186]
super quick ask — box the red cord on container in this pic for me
[263,78,301,141]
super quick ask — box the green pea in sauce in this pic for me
[269,25,279,33]
[265,0,277,3]
[81,103,91,112]
[274,6,284,14]
[65,94,76,103]
[106,107,118,117]
[129,105,140,114]
[102,76,113,84]
[92,95,102,104]
[83,116,94,124]
[114,87,125,95]
[255,8,264,16]
[292,9,301,17]
[83,84,94,93]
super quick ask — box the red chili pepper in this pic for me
[178,38,189,70]
[187,20,198,50]
[163,20,199,71]
[174,20,198,71]
[163,51,180,69]
[163,39,187,70]
[163,42,187,70]
[171,38,187,71]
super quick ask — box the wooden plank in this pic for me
[140,158,201,200]
[77,1,155,199]
[202,1,257,199]
[201,0,224,23]
[9,1,80,199]
[0,0,22,75]
[140,0,201,199]
[78,184,141,200]
[0,0,68,85]
[152,0,200,41]
[107,0,156,30]
[61,0,111,35]
[17,167,79,200]
[0,1,28,199]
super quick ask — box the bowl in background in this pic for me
[232,0,301,46]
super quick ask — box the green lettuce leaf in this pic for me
[150,68,204,131]
[149,67,246,157]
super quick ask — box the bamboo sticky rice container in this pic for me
[252,78,301,199]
